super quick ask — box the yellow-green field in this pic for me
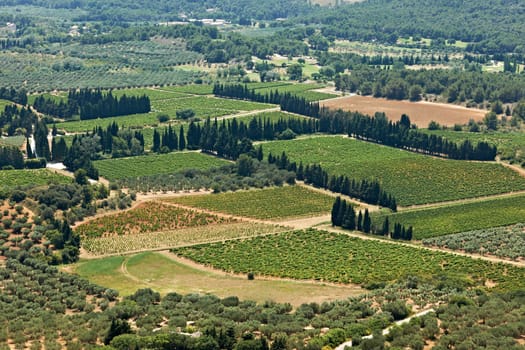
[72,252,362,306]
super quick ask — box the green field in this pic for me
[94,152,229,180]
[372,194,525,240]
[157,84,214,95]
[261,136,525,206]
[0,99,14,111]
[234,111,311,124]
[249,82,335,101]
[172,229,525,292]
[0,169,71,189]
[73,252,362,304]
[166,185,335,220]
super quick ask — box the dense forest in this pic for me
[0,0,314,21]
[300,0,525,54]
[334,67,525,105]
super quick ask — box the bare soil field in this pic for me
[321,95,486,127]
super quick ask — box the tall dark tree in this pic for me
[331,197,342,227]
[179,125,186,151]
[363,209,371,233]
[34,120,51,160]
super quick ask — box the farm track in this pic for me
[398,189,525,211]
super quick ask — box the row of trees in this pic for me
[214,83,496,161]
[0,87,27,105]
[331,197,412,240]
[213,83,321,118]
[32,89,151,120]
[268,151,397,210]
[0,146,24,169]
[0,105,37,137]
[283,98,497,161]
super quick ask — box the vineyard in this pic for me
[93,152,229,180]
[165,185,335,220]
[158,84,214,95]
[75,201,237,238]
[249,82,336,101]
[172,229,525,292]
[0,169,71,190]
[372,194,525,239]
[82,222,285,255]
[261,136,525,206]
[422,224,525,260]
[234,111,312,125]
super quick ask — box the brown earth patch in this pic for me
[321,95,486,127]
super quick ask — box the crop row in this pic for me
[373,194,525,239]
[165,185,335,220]
[75,201,236,238]
[422,224,525,260]
[82,222,285,255]
[0,169,71,190]
[93,152,229,180]
[261,136,525,206]
[172,229,525,292]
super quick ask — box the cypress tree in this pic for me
[336,199,347,227]
[342,205,356,230]
[179,125,186,150]
[381,217,390,236]
[363,209,371,233]
[256,145,263,161]
[406,226,413,241]
[26,138,34,158]
[331,197,341,226]
[152,129,160,152]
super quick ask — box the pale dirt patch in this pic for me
[321,95,486,127]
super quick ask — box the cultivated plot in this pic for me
[373,194,525,240]
[172,229,525,292]
[94,152,229,180]
[261,136,525,206]
[165,185,335,220]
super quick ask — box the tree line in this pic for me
[0,87,27,105]
[214,83,497,161]
[334,66,525,104]
[0,105,36,136]
[32,89,151,120]
[181,115,318,159]
[284,100,497,161]
[331,197,412,240]
[267,151,398,210]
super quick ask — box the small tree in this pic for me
[236,154,254,177]
[287,64,303,81]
